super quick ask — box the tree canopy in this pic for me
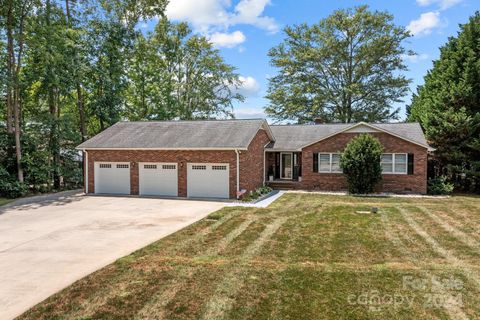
[0,0,244,197]
[408,12,480,192]
[266,5,412,123]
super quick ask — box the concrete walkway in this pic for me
[0,192,225,319]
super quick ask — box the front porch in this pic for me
[265,151,302,189]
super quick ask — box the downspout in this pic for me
[84,149,88,194]
[235,149,240,199]
[262,141,271,186]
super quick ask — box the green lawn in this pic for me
[19,193,480,319]
[0,198,13,207]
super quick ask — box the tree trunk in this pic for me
[65,0,87,142]
[6,0,14,134]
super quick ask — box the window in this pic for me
[381,154,393,173]
[381,153,407,174]
[116,164,129,169]
[162,164,176,170]
[212,165,227,170]
[192,165,206,170]
[318,153,342,173]
[144,164,157,169]
[99,163,111,169]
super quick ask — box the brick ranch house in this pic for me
[76,119,432,199]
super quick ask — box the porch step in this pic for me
[266,180,299,190]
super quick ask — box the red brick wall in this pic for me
[86,150,237,198]
[239,129,271,193]
[301,132,428,194]
[85,129,272,199]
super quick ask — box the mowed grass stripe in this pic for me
[200,215,291,320]
[382,209,469,320]
[134,212,266,319]
[403,206,480,264]
[417,206,480,251]
[399,207,480,289]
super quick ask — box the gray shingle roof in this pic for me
[267,122,430,151]
[77,119,270,150]
[77,119,430,151]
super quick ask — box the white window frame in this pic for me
[318,153,342,173]
[381,153,408,175]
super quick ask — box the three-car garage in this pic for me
[93,161,230,199]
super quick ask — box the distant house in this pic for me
[76,119,431,199]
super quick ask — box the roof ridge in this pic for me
[120,118,265,124]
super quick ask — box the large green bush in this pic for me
[340,134,383,194]
[427,176,454,195]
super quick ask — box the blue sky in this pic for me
[161,0,478,122]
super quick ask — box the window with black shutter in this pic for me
[408,153,414,175]
[313,153,319,172]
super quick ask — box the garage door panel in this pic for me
[139,163,178,196]
[187,163,229,198]
[94,162,130,194]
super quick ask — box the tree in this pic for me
[125,19,244,120]
[408,12,480,192]
[266,5,411,123]
[340,134,383,194]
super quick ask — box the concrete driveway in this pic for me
[0,192,225,319]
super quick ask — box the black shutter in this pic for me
[408,153,414,175]
[313,153,318,172]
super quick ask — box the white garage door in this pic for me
[187,163,229,199]
[139,163,178,196]
[94,162,130,194]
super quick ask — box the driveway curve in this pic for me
[0,192,225,319]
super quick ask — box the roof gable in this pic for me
[268,122,431,151]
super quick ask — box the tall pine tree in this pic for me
[408,12,480,192]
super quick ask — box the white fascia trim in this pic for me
[84,150,88,194]
[265,149,301,153]
[300,122,430,150]
[244,120,276,151]
[261,120,276,142]
[235,149,240,198]
[75,147,248,151]
[262,141,272,186]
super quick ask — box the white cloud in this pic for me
[407,11,441,36]
[235,76,261,97]
[416,0,462,10]
[209,31,246,48]
[401,53,429,63]
[166,0,279,47]
[232,0,279,34]
[166,0,231,33]
[234,107,266,119]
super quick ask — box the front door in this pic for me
[281,153,293,179]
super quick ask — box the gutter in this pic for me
[263,141,272,186]
[84,149,88,194]
[235,149,240,199]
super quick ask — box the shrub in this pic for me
[427,176,454,195]
[242,186,273,202]
[0,180,28,199]
[340,134,383,194]
[0,167,28,198]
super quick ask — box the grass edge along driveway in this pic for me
[19,193,480,320]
